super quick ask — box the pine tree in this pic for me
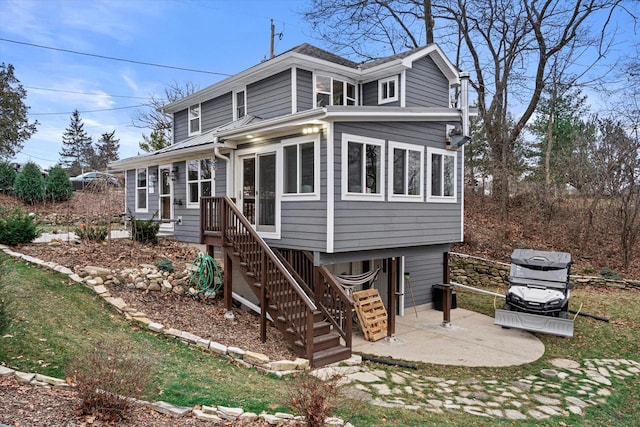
[60,109,93,176]
[95,130,120,169]
[0,63,39,160]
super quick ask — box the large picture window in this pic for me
[341,134,385,201]
[316,75,356,107]
[188,104,201,135]
[135,168,148,212]
[186,159,214,207]
[388,141,423,201]
[427,147,457,202]
[282,135,320,200]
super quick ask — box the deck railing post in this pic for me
[260,250,267,343]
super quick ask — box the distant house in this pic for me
[109,43,471,366]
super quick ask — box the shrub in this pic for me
[65,341,156,422]
[287,373,342,427]
[0,207,41,246]
[74,223,108,241]
[45,166,73,202]
[129,210,161,244]
[0,162,17,193]
[13,162,44,204]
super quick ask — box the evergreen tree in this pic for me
[13,162,45,204]
[139,126,169,153]
[0,63,39,160]
[45,166,73,202]
[60,109,92,176]
[95,130,120,169]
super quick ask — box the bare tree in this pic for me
[131,82,198,152]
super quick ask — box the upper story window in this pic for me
[388,141,424,202]
[316,75,356,107]
[427,147,457,203]
[189,104,201,135]
[378,76,399,104]
[187,158,214,208]
[282,135,320,200]
[234,90,246,120]
[341,133,385,201]
[135,168,148,212]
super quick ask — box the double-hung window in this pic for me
[135,168,148,212]
[282,135,320,200]
[234,90,246,119]
[186,159,214,207]
[388,141,423,201]
[378,76,399,104]
[427,147,457,202]
[341,134,385,200]
[188,104,201,135]
[316,75,356,107]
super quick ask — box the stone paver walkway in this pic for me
[313,358,639,421]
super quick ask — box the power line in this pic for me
[31,105,145,116]
[0,37,233,77]
[25,85,159,101]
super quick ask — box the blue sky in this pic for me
[1,0,638,170]
[0,0,313,169]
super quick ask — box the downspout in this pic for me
[214,141,232,196]
[460,71,470,137]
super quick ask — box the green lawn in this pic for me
[1,252,638,425]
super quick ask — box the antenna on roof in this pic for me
[270,19,284,59]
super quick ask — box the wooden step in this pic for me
[295,331,341,352]
[312,345,352,368]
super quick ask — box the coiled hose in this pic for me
[188,253,223,297]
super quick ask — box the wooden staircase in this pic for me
[201,197,352,367]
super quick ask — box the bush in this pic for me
[129,210,161,244]
[0,162,16,193]
[65,341,156,422]
[0,207,41,246]
[13,162,44,204]
[287,373,342,427]
[45,166,73,202]
[74,223,108,241]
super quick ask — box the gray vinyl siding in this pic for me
[405,56,449,108]
[125,166,159,220]
[332,121,462,252]
[201,93,233,132]
[404,244,450,308]
[174,109,188,143]
[296,69,314,112]
[362,77,401,107]
[215,160,227,196]
[171,161,200,243]
[247,69,292,119]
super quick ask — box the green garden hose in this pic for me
[188,253,223,297]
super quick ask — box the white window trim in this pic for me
[427,146,457,203]
[233,88,247,120]
[341,133,385,201]
[185,158,215,209]
[188,103,201,136]
[378,76,399,104]
[314,74,357,107]
[135,167,148,213]
[388,141,424,202]
[281,134,321,201]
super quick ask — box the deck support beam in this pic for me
[387,257,397,337]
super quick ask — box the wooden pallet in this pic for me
[352,289,387,342]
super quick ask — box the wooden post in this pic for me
[388,257,397,336]
[260,251,267,343]
[442,251,451,326]
[224,250,233,311]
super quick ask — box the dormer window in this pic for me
[189,104,201,135]
[378,76,399,104]
[316,75,356,107]
[235,90,246,119]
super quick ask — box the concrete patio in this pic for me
[352,305,545,367]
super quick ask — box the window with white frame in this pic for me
[188,104,201,135]
[282,135,320,199]
[135,168,148,212]
[186,158,214,207]
[427,147,457,202]
[341,134,385,200]
[378,76,399,104]
[234,90,246,119]
[316,75,356,107]
[388,141,423,201]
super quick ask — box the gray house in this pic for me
[109,43,471,366]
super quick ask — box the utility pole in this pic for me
[270,18,283,59]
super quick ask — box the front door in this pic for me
[239,152,277,233]
[158,165,173,231]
